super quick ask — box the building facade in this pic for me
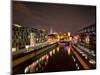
[78,24,96,52]
[12,24,47,52]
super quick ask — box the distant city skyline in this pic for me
[13,1,96,35]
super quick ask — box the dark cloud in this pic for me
[12,1,96,35]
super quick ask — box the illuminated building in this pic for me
[12,24,47,51]
[78,24,96,51]
[39,29,48,42]
[12,24,30,51]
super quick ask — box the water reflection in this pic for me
[44,61,48,66]
[38,63,41,68]
[49,51,52,56]
[24,65,30,73]
[56,47,60,52]
[36,67,38,71]
[53,49,56,54]
[24,47,60,73]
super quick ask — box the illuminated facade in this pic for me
[12,24,47,51]
[78,24,96,51]
[12,24,30,51]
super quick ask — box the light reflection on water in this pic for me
[25,55,49,73]
[49,51,52,56]
[24,47,60,73]
[57,47,60,52]
[44,61,48,66]
[53,49,56,54]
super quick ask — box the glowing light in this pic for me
[36,38,39,41]
[68,32,71,36]
[64,39,67,41]
[57,47,60,52]
[39,58,42,61]
[72,56,76,62]
[64,33,66,36]
[57,35,60,41]
[42,55,45,60]
[36,60,39,64]
[13,24,21,27]
[25,45,29,49]
[53,49,55,54]
[47,38,54,44]
[49,51,52,56]
[24,65,30,73]
[69,37,72,41]
[67,47,71,55]
[30,33,36,47]
[85,36,90,44]
[31,62,37,71]
[77,67,80,70]
[85,56,88,59]
[60,35,64,39]
[82,53,86,57]
[12,48,16,52]
[89,59,96,64]
[25,45,31,50]
[46,54,49,60]
[64,46,70,51]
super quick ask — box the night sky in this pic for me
[12,1,96,35]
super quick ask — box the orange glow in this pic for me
[68,32,71,36]
[67,48,71,55]
[31,62,37,68]
[69,37,72,41]
[42,55,45,60]
[57,35,60,41]
[57,47,60,52]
